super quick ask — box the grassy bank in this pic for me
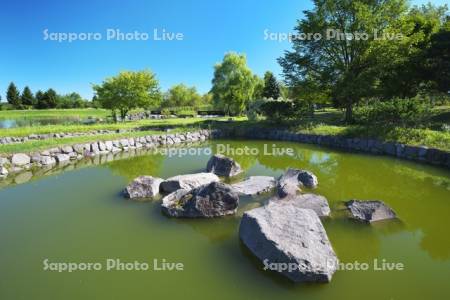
[0,108,110,119]
[0,107,448,154]
[0,128,194,154]
[0,117,234,137]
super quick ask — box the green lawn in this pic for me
[0,107,448,154]
[0,108,110,119]
[0,117,233,137]
[0,128,193,154]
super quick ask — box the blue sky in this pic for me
[0,0,447,100]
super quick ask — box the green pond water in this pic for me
[0,140,449,299]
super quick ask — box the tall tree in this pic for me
[35,90,46,109]
[211,52,255,115]
[279,0,409,122]
[44,89,58,108]
[252,75,265,100]
[21,86,35,107]
[375,4,449,99]
[6,82,21,109]
[93,70,161,120]
[262,71,280,99]
[163,84,202,108]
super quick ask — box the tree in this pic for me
[35,90,46,109]
[262,71,280,99]
[252,75,265,100]
[57,92,86,108]
[21,86,35,107]
[44,89,58,108]
[279,0,410,122]
[211,52,256,115]
[163,84,202,108]
[375,4,449,99]
[423,15,450,94]
[93,70,161,120]
[6,82,21,109]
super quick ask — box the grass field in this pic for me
[0,108,110,119]
[0,108,448,154]
[0,117,238,137]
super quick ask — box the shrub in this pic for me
[246,99,267,121]
[260,100,294,122]
[176,110,196,118]
[354,97,431,127]
[260,99,314,122]
[161,108,171,117]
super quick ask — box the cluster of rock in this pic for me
[0,130,211,178]
[0,129,138,145]
[123,154,401,283]
[216,128,450,168]
[124,155,345,283]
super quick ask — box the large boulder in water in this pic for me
[206,154,243,177]
[269,193,331,217]
[161,182,239,218]
[239,201,338,283]
[345,200,397,223]
[277,168,318,197]
[124,176,163,199]
[160,172,220,193]
[231,176,276,196]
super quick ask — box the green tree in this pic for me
[279,0,410,122]
[163,84,202,108]
[6,82,21,109]
[423,15,450,94]
[211,52,256,115]
[35,90,45,109]
[57,92,86,108]
[93,70,161,120]
[375,4,449,99]
[262,71,280,99]
[252,75,265,100]
[44,89,58,108]
[21,86,35,107]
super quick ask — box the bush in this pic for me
[246,99,267,121]
[161,108,171,117]
[260,100,294,122]
[354,98,431,127]
[176,110,196,118]
[260,99,314,122]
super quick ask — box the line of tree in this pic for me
[3,82,90,110]
[278,0,450,122]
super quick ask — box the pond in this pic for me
[0,117,100,128]
[0,140,449,299]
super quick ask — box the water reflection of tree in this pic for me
[106,152,165,181]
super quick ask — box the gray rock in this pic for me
[162,182,239,218]
[40,156,56,165]
[0,157,9,166]
[104,141,113,151]
[231,176,276,196]
[239,201,338,282]
[345,200,397,223]
[11,153,31,166]
[120,139,129,147]
[98,141,107,151]
[55,154,70,163]
[269,193,331,217]
[0,166,8,176]
[124,176,163,199]
[61,145,73,154]
[160,172,220,193]
[206,154,243,177]
[277,169,318,197]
